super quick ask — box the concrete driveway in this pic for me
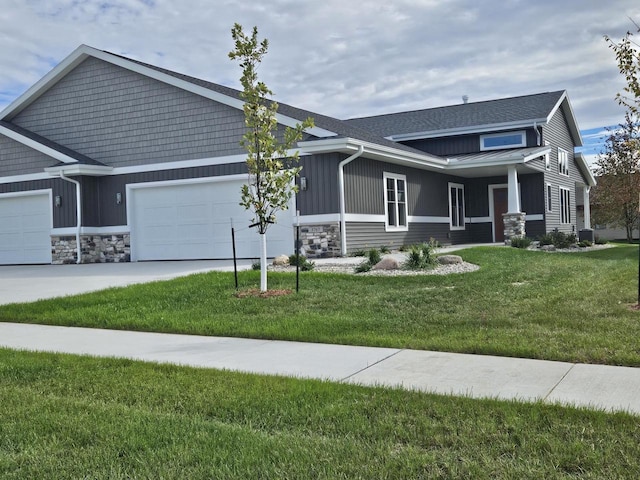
[0,260,254,305]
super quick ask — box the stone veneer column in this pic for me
[297,224,341,258]
[502,212,526,245]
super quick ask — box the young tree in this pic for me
[605,21,640,114]
[229,23,313,291]
[592,113,640,242]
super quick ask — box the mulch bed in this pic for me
[234,288,293,298]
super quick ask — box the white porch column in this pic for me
[583,186,591,229]
[507,165,521,213]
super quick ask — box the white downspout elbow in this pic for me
[59,172,82,264]
[338,145,364,256]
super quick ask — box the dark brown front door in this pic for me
[493,188,508,242]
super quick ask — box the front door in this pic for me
[493,188,508,242]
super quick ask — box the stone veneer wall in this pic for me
[51,234,130,264]
[502,212,526,245]
[297,224,340,258]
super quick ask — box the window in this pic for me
[558,148,569,176]
[449,183,465,230]
[480,131,526,151]
[559,187,571,223]
[546,183,553,212]
[384,173,407,231]
[545,142,551,170]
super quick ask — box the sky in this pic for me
[0,0,639,165]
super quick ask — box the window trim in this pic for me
[559,186,571,224]
[480,131,526,151]
[558,148,569,176]
[448,182,466,231]
[383,172,408,232]
[546,183,553,213]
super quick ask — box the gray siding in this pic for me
[11,57,254,167]
[346,222,464,251]
[344,156,462,217]
[401,128,538,156]
[0,135,57,176]
[542,109,581,234]
[466,173,544,218]
[297,153,341,215]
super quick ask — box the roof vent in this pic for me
[462,95,469,104]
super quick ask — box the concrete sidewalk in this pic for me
[1,322,639,416]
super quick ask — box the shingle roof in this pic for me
[344,91,566,138]
[103,51,432,157]
[0,120,105,166]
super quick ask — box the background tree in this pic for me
[229,23,313,291]
[592,113,640,242]
[605,20,640,114]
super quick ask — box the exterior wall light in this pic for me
[300,177,307,191]
[116,192,122,205]
[55,195,62,207]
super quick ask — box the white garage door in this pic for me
[129,178,295,261]
[0,192,51,265]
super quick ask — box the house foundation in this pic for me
[51,234,130,264]
[502,212,526,245]
[297,224,341,258]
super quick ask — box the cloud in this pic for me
[0,0,639,136]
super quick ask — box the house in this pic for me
[0,45,596,264]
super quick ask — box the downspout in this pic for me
[533,121,541,146]
[59,171,82,264]
[338,145,364,256]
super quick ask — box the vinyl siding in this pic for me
[0,135,57,176]
[346,222,457,251]
[297,153,341,215]
[11,57,257,167]
[542,109,581,234]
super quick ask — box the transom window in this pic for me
[558,148,569,176]
[384,173,407,231]
[449,182,465,230]
[559,187,571,224]
[480,131,526,151]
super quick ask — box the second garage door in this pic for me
[129,178,295,261]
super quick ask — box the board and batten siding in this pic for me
[10,57,258,167]
[296,153,342,216]
[0,135,57,176]
[542,108,583,234]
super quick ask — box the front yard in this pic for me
[1,244,639,366]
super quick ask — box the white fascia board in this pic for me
[575,152,597,187]
[0,125,78,164]
[546,92,583,147]
[386,119,548,142]
[298,137,448,170]
[0,172,52,184]
[45,164,113,176]
[446,157,527,170]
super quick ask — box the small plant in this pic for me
[251,260,261,270]
[578,240,592,248]
[403,242,437,270]
[538,231,575,249]
[379,245,390,254]
[354,261,372,273]
[289,254,315,271]
[510,237,532,249]
[595,236,609,245]
[367,248,381,266]
[350,249,366,257]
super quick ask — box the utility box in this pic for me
[579,229,594,243]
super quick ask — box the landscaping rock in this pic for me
[437,255,463,265]
[372,257,400,270]
[540,245,556,252]
[272,255,290,266]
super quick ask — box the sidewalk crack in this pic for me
[340,349,403,382]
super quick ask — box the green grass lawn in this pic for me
[1,245,640,366]
[1,349,639,479]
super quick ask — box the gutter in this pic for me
[338,145,364,256]
[58,171,82,264]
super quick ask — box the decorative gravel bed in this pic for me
[269,259,480,276]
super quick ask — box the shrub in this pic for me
[350,249,366,257]
[354,261,372,273]
[539,231,576,249]
[288,254,314,271]
[404,242,437,270]
[367,248,381,266]
[251,260,261,270]
[379,245,390,253]
[510,236,532,249]
[578,240,592,248]
[595,236,609,245]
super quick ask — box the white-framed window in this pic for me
[559,186,571,224]
[383,173,407,231]
[480,131,526,151]
[558,148,569,176]
[544,141,551,170]
[546,183,553,212]
[449,182,465,230]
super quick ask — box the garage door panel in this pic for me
[0,193,51,265]
[130,179,294,261]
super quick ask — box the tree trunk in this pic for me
[260,233,267,292]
